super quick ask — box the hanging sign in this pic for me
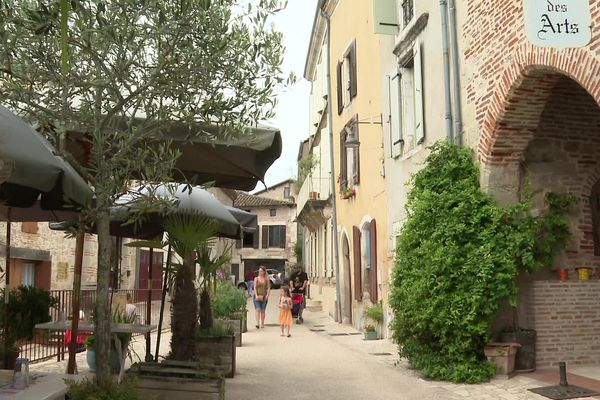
[524,0,592,48]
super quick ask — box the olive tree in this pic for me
[0,0,287,383]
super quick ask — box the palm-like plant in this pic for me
[164,213,221,360]
[195,243,232,331]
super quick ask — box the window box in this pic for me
[341,186,356,199]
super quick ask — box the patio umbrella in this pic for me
[65,122,282,191]
[0,105,92,212]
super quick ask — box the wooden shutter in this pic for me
[370,219,378,303]
[352,119,360,185]
[413,39,425,145]
[261,226,269,249]
[279,226,286,248]
[388,67,402,157]
[253,230,260,249]
[339,130,348,189]
[352,226,362,301]
[336,61,344,115]
[349,41,357,99]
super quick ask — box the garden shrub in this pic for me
[390,141,573,383]
[212,282,247,320]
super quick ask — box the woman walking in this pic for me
[253,266,271,329]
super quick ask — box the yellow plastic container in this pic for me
[577,267,591,281]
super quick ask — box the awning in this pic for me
[0,105,92,220]
[66,122,282,191]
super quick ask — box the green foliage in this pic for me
[293,241,302,262]
[212,282,247,320]
[0,286,58,347]
[364,324,376,332]
[390,141,573,383]
[64,377,143,400]
[195,319,234,337]
[365,302,384,325]
[295,153,319,192]
[85,335,95,350]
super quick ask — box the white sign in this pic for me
[524,0,592,48]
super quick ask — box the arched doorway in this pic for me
[340,231,352,324]
[480,68,600,368]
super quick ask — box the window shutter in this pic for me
[349,41,357,99]
[352,119,360,185]
[413,39,425,145]
[336,61,344,115]
[388,68,402,157]
[253,231,260,249]
[352,226,362,301]
[369,219,378,303]
[279,226,286,248]
[262,226,269,249]
[339,130,348,189]
[236,238,242,249]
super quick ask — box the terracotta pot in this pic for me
[557,268,569,281]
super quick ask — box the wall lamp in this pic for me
[344,126,360,149]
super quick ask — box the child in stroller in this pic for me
[291,293,304,323]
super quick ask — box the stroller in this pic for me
[291,293,304,324]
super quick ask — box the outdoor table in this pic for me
[0,372,90,400]
[35,321,155,383]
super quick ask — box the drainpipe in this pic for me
[448,0,463,146]
[439,0,454,142]
[321,1,343,323]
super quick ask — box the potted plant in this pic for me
[65,377,142,399]
[0,286,58,369]
[341,186,356,199]
[212,281,247,347]
[363,302,384,340]
[484,342,520,375]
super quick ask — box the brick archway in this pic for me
[478,46,600,204]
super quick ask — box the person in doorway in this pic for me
[278,287,293,337]
[253,266,271,329]
[289,264,308,324]
[244,269,256,297]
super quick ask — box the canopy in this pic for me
[66,122,282,191]
[50,185,256,240]
[0,105,92,218]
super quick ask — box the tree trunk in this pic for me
[199,288,213,330]
[170,252,197,360]
[95,216,113,384]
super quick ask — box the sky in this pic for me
[258,0,319,190]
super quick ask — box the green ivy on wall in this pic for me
[389,141,574,383]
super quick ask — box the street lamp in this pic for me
[344,125,360,148]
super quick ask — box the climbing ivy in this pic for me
[389,141,574,383]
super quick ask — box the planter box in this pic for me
[193,335,236,378]
[131,361,224,400]
[231,311,248,333]
[222,319,242,347]
[484,342,519,376]
[363,331,378,340]
[500,330,536,372]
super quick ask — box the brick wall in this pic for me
[528,281,600,367]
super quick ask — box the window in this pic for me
[339,116,360,189]
[261,225,286,248]
[283,187,291,199]
[22,262,35,287]
[242,231,258,248]
[270,208,277,217]
[401,0,414,28]
[336,41,357,114]
[388,40,424,157]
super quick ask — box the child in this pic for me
[278,287,293,337]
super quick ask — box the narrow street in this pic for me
[227,290,565,400]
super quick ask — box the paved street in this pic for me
[28,289,599,400]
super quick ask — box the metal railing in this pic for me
[20,288,166,364]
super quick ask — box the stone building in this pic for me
[229,183,297,284]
